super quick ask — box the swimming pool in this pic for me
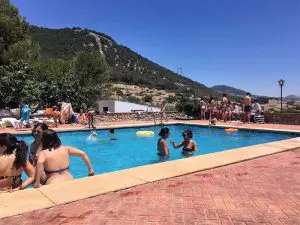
[18,124,299,179]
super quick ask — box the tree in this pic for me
[0,0,30,65]
[165,95,176,103]
[0,61,37,108]
[74,51,108,86]
[3,39,40,62]
[116,89,123,100]
[175,95,199,118]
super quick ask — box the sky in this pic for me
[11,0,300,97]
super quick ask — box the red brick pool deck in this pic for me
[1,121,300,224]
[1,148,299,225]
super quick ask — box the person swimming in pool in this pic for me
[109,128,114,134]
[157,127,170,157]
[109,128,118,141]
[170,130,198,155]
[87,130,99,142]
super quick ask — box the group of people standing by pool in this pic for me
[199,93,262,124]
[0,123,94,193]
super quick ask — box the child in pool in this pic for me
[87,130,99,142]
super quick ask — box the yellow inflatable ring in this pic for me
[225,128,238,132]
[136,131,154,136]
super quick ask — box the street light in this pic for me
[278,79,285,113]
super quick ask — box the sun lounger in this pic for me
[0,120,6,129]
[1,118,20,128]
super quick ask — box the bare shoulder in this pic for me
[158,138,166,145]
[38,150,47,157]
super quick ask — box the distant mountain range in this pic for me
[211,85,248,96]
[285,95,300,101]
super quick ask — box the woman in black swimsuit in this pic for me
[34,129,94,187]
[170,130,198,155]
[0,133,35,192]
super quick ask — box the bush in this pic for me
[127,96,141,104]
[175,97,199,117]
[166,95,176,103]
[143,95,153,103]
[116,89,123,96]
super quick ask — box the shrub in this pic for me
[143,95,153,103]
[127,96,141,104]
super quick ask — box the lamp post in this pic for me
[278,79,285,113]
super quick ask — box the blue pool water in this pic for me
[18,124,299,179]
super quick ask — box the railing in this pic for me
[146,106,157,125]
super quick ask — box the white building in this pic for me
[97,100,160,113]
[268,99,280,106]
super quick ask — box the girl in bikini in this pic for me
[170,130,198,155]
[29,123,49,184]
[34,129,94,187]
[29,123,49,166]
[0,133,35,192]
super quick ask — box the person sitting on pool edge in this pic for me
[170,130,198,154]
[157,127,170,157]
[34,129,94,187]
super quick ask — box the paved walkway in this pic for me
[1,149,299,225]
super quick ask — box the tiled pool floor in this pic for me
[1,148,299,225]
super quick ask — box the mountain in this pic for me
[285,95,300,101]
[29,26,215,97]
[211,85,248,96]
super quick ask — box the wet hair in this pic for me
[0,133,28,170]
[223,93,227,97]
[31,123,48,137]
[109,128,115,134]
[41,129,61,150]
[159,127,170,137]
[246,92,251,96]
[182,130,193,138]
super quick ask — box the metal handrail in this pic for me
[146,106,156,125]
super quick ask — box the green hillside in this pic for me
[29,26,215,96]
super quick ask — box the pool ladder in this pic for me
[146,107,157,126]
